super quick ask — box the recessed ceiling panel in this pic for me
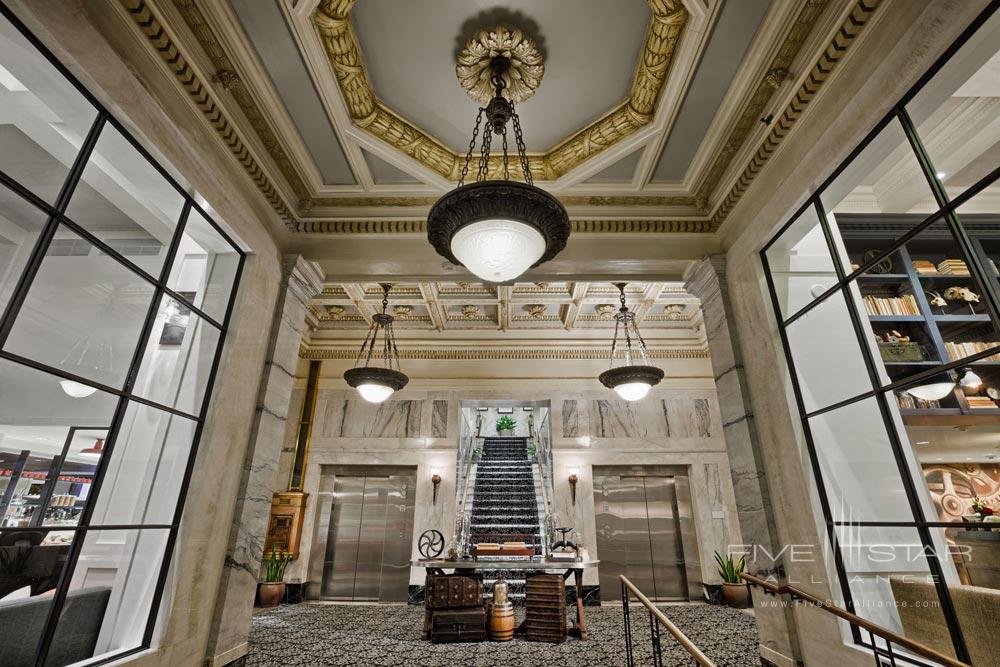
[362,149,420,184]
[230,0,356,185]
[652,0,772,182]
[350,0,649,152]
[583,148,642,183]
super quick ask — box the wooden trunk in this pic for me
[425,573,483,609]
[525,574,567,643]
[431,607,487,643]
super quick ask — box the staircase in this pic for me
[469,436,544,604]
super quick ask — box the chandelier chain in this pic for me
[511,106,532,185]
[477,122,493,181]
[458,107,484,188]
[502,130,510,181]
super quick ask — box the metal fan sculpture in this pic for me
[418,529,445,559]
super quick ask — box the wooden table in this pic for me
[413,558,599,640]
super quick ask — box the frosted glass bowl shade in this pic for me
[357,384,395,403]
[450,219,546,282]
[599,365,665,402]
[613,382,652,401]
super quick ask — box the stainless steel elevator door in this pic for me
[595,474,688,601]
[321,471,415,601]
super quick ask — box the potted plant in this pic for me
[971,496,996,522]
[259,546,292,607]
[496,415,516,436]
[715,551,749,608]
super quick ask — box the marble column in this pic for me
[205,256,323,666]
[685,256,801,665]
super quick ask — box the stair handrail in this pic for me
[456,410,479,516]
[620,575,715,666]
[742,574,969,667]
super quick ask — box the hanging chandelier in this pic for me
[343,283,409,403]
[599,283,664,401]
[427,28,569,283]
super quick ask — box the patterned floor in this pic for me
[247,602,759,666]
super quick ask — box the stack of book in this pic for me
[862,294,920,316]
[897,393,942,410]
[912,260,937,275]
[965,396,996,409]
[945,342,1000,361]
[938,259,970,275]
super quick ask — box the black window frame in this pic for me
[760,2,1000,664]
[0,3,247,665]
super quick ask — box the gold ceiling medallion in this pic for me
[456,26,544,105]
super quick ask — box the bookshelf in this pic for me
[839,215,1000,418]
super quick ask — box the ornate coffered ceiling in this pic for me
[117,0,884,237]
[309,280,701,333]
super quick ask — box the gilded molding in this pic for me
[312,0,688,181]
[290,218,711,234]
[694,0,829,204]
[119,0,293,220]
[299,347,709,361]
[710,0,882,230]
[456,26,544,104]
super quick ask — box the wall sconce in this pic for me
[568,468,580,506]
[431,470,442,505]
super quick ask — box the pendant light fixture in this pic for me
[343,283,408,403]
[78,438,105,459]
[599,283,664,401]
[427,31,569,283]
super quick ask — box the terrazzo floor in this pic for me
[247,602,759,666]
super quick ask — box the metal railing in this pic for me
[620,575,715,667]
[743,574,969,667]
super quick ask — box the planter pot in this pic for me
[722,582,750,609]
[498,429,513,436]
[259,582,285,608]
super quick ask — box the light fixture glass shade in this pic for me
[450,218,546,282]
[613,381,653,402]
[960,368,983,395]
[905,382,955,401]
[357,383,395,403]
[60,379,98,398]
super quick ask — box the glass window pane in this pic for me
[3,223,156,389]
[0,14,98,204]
[785,290,879,412]
[765,204,839,319]
[836,525,959,657]
[809,397,916,522]
[64,124,184,277]
[0,528,77,665]
[905,10,1000,199]
[0,360,117,530]
[821,119,939,274]
[166,208,240,323]
[132,294,221,416]
[60,528,169,662]
[87,402,196,526]
[0,182,49,315]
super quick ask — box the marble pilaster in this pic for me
[205,256,323,665]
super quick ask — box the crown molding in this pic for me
[299,347,710,361]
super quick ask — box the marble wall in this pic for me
[283,381,742,593]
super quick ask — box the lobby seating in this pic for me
[890,576,999,665]
[0,587,111,666]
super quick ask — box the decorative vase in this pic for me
[722,582,750,609]
[259,582,285,607]
[498,429,513,436]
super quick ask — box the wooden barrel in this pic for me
[488,602,516,641]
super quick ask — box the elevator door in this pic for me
[321,471,415,601]
[595,474,687,601]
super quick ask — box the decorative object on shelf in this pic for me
[343,283,408,403]
[598,282,664,401]
[862,249,892,274]
[568,469,579,506]
[913,260,938,275]
[972,496,995,519]
[78,438,104,459]
[943,286,981,314]
[488,578,516,641]
[715,550,749,609]
[427,45,570,283]
[959,368,984,396]
[418,529,445,559]
[988,387,1000,401]
[903,378,955,403]
[431,471,443,505]
[926,290,948,311]
[496,415,515,436]
[875,331,924,362]
[937,259,969,276]
[259,545,292,607]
